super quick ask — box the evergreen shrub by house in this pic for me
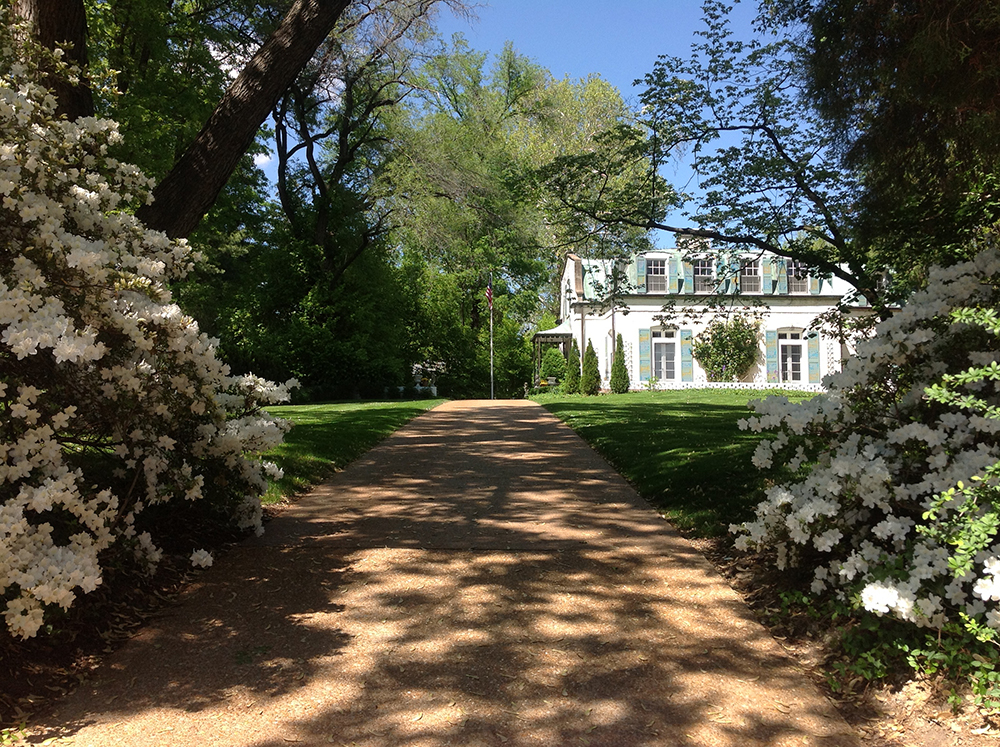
[0,22,295,639]
[580,340,601,395]
[540,346,566,381]
[563,339,581,393]
[609,333,630,393]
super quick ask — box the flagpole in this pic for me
[489,271,495,400]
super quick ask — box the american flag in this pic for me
[485,279,493,311]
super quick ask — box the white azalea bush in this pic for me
[1,21,295,638]
[732,246,1000,650]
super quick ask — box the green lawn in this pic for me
[263,399,445,503]
[532,389,815,537]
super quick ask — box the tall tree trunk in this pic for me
[137,0,353,239]
[12,0,94,120]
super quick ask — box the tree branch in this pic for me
[137,0,352,238]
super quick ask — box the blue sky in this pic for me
[433,0,760,107]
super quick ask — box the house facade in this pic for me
[548,244,859,390]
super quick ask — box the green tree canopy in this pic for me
[763,0,1000,285]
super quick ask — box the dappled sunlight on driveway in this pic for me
[31,400,857,746]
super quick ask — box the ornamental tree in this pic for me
[609,333,630,393]
[0,22,294,639]
[580,340,601,396]
[540,346,567,382]
[563,339,581,394]
[691,315,761,382]
[732,244,1000,640]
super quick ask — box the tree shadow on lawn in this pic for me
[541,400,770,537]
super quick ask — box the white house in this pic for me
[540,242,861,390]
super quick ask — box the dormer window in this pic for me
[740,259,760,293]
[646,259,667,292]
[788,260,809,294]
[693,258,714,293]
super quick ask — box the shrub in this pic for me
[540,346,567,381]
[563,339,581,394]
[0,22,294,639]
[609,333,630,393]
[580,340,601,395]
[691,315,761,382]
[732,245,1000,643]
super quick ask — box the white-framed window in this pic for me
[693,258,714,293]
[646,258,667,292]
[778,330,803,382]
[787,260,809,294]
[651,329,677,380]
[740,258,760,293]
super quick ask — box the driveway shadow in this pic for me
[30,400,857,747]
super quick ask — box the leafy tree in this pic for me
[271,1,448,291]
[540,346,567,381]
[224,237,410,399]
[609,333,630,393]
[395,249,532,399]
[764,0,1000,288]
[397,252,479,396]
[563,339,581,394]
[580,340,601,396]
[15,0,435,240]
[531,90,656,320]
[388,37,635,396]
[134,0,357,238]
[84,0,264,181]
[490,311,534,398]
[180,2,460,397]
[390,37,552,317]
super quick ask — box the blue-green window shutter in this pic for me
[777,260,788,294]
[680,329,693,381]
[628,257,637,288]
[728,257,739,294]
[668,256,678,294]
[762,257,773,294]
[636,256,646,293]
[765,330,779,382]
[682,261,693,294]
[638,329,651,381]
[809,275,821,295]
[808,334,821,383]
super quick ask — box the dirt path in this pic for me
[29,400,858,746]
